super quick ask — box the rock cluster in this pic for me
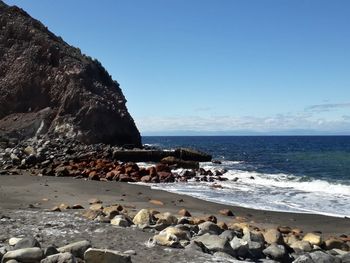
[0,238,131,263]
[0,0,141,146]
[0,136,221,184]
[77,202,350,262]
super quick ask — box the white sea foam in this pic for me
[145,161,350,218]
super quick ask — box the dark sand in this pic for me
[1,174,349,237]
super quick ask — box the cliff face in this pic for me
[0,1,141,147]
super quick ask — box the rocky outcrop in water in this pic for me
[0,1,141,147]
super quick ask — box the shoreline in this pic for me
[1,174,349,238]
[139,181,350,219]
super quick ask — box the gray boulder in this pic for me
[57,240,91,259]
[213,251,236,260]
[197,221,223,236]
[243,230,265,246]
[194,234,235,256]
[341,253,350,263]
[309,251,341,263]
[247,241,264,259]
[219,230,236,241]
[185,240,210,254]
[230,237,248,258]
[14,237,41,250]
[40,252,76,263]
[292,254,314,263]
[263,244,289,261]
[43,246,59,258]
[2,247,43,263]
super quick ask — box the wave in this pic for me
[144,161,350,218]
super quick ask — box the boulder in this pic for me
[2,247,43,263]
[84,248,131,263]
[229,237,248,258]
[220,230,236,241]
[154,212,178,225]
[110,215,132,228]
[219,209,234,217]
[292,254,314,263]
[178,209,191,217]
[194,234,235,256]
[40,252,76,263]
[302,233,322,246]
[132,209,154,226]
[324,238,348,251]
[43,246,59,258]
[263,244,288,261]
[264,229,284,245]
[150,234,180,248]
[8,238,22,246]
[213,251,236,260]
[309,250,340,263]
[102,206,120,219]
[198,221,223,235]
[89,204,103,211]
[247,241,264,259]
[342,253,350,263]
[243,228,265,246]
[159,226,190,241]
[290,241,312,252]
[184,240,210,254]
[57,240,91,259]
[14,237,41,250]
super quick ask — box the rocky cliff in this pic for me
[0,1,141,147]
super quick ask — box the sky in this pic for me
[4,0,350,135]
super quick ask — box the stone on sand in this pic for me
[302,233,322,246]
[57,240,91,259]
[2,247,43,263]
[40,252,76,263]
[132,209,154,226]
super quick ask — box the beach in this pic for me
[1,173,349,262]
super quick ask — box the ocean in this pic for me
[142,136,350,218]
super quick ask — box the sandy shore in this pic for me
[1,174,349,238]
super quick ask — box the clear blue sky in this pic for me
[5,0,350,135]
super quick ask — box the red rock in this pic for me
[158,172,174,182]
[219,209,234,217]
[140,175,152,183]
[149,199,164,206]
[178,209,191,217]
[155,163,171,173]
[139,168,148,176]
[88,171,99,180]
[105,171,115,180]
[147,166,158,177]
[130,171,140,178]
[119,174,133,182]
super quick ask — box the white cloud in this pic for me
[305,102,350,113]
[135,113,350,133]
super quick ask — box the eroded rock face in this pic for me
[0,1,141,147]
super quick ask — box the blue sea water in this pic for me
[142,136,350,217]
